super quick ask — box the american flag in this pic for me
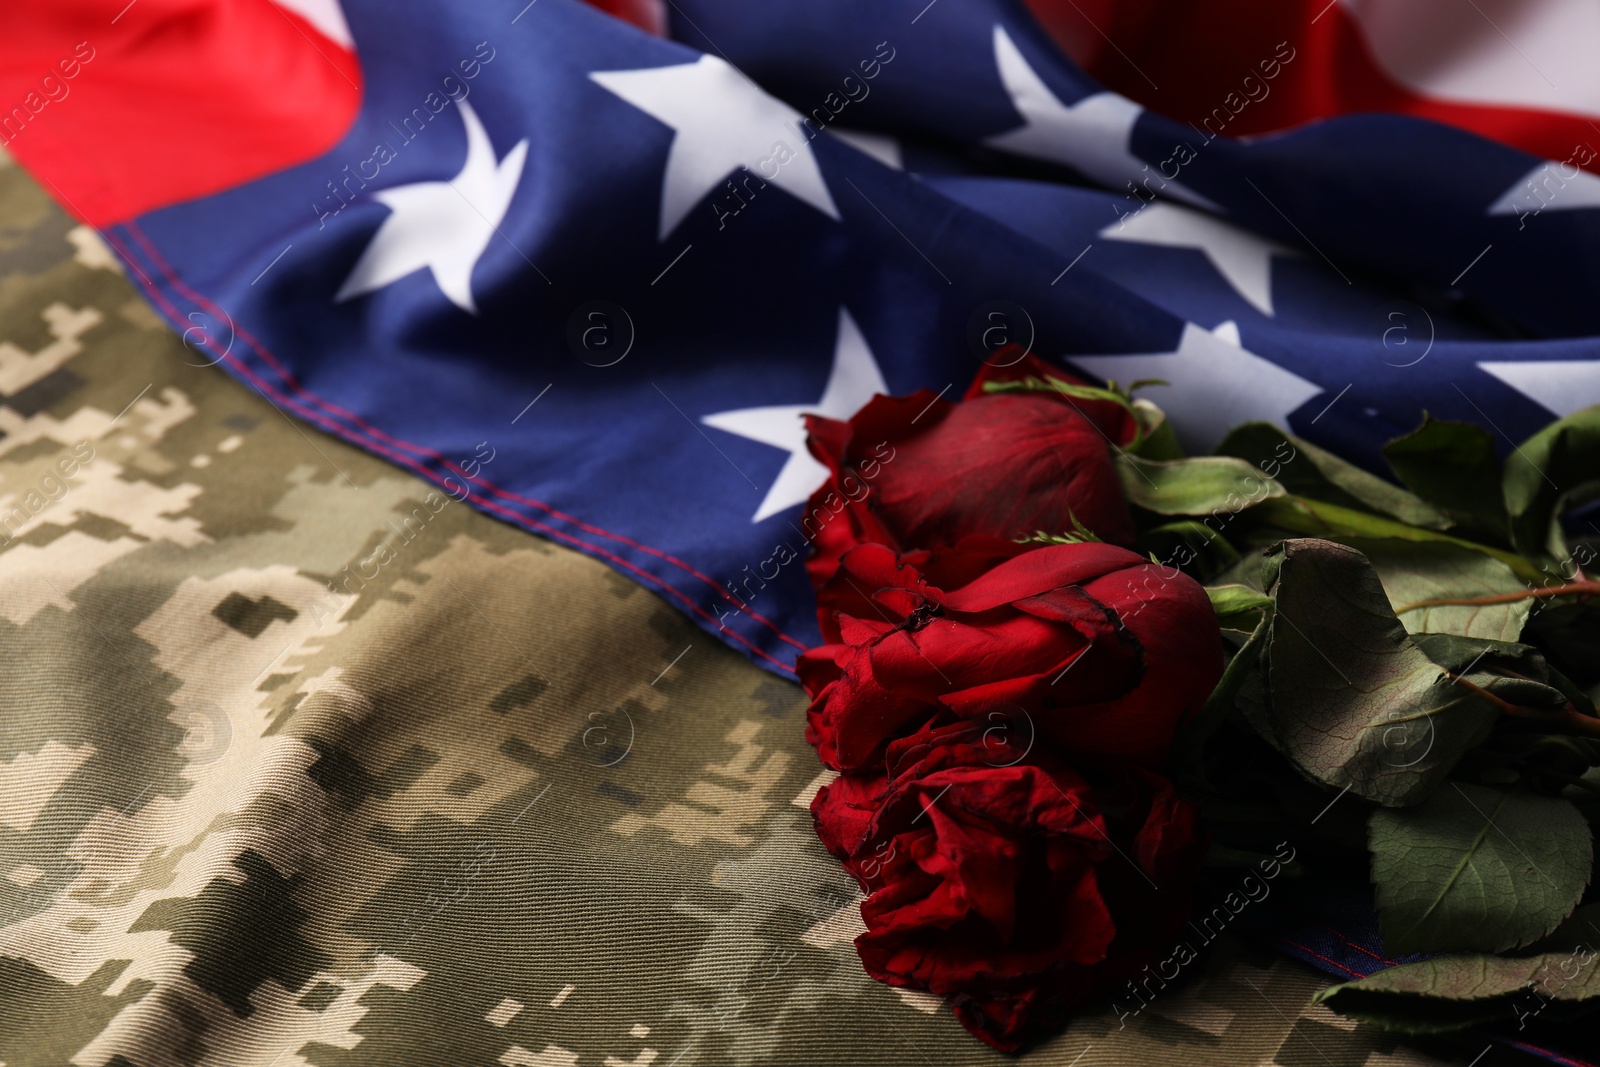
[6,0,1596,671]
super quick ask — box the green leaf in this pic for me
[1315,955,1600,1033]
[1337,949,1600,1003]
[1413,633,1597,717]
[1247,496,1542,583]
[1382,415,1507,540]
[1327,950,1600,1001]
[1524,598,1600,695]
[1315,904,1600,1034]
[1307,988,1518,1035]
[1233,658,1273,745]
[1206,583,1273,634]
[1216,422,1451,529]
[1138,520,1241,581]
[1129,398,1184,460]
[1208,546,1273,590]
[1346,538,1532,642]
[1411,633,1537,673]
[1258,539,1500,806]
[1116,454,1284,516]
[1505,404,1600,558]
[1369,782,1592,955]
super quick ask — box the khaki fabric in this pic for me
[0,155,1518,1066]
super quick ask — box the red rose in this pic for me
[807,533,1035,644]
[798,541,1223,772]
[812,721,1203,1051]
[800,353,1139,597]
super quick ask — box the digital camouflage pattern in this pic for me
[0,151,1522,1066]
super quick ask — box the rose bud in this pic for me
[800,356,1139,597]
[812,720,1203,1051]
[798,541,1223,772]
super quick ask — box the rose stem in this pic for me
[1394,581,1600,614]
[1450,675,1600,736]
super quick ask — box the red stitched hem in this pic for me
[1503,1041,1598,1067]
[1305,918,1397,966]
[102,227,799,676]
[1270,935,1368,979]
[118,221,810,656]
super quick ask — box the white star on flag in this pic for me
[983,25,1217,211]
[1101,202,1294,316]
[1069,322,1324,451]
[1487,163,1600,218]
[703,308,887,522]
[1478,360,1600,417]
[591,55,840,240]
[1210,320,1243,346]
[336,100,527,314]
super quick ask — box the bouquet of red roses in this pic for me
[798,352,1221,1049]
[797,349,1600,1050]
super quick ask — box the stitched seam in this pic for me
[1269,935,1368,979]
[104,228,798,675]
[120,220,810,654]
[1303,917,1398,966]
[1502,1041,1596,1067]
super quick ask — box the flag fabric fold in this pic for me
[26,0,1593,678]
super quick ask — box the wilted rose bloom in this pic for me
[798,541,1223,772]
[800,352,1140,597]
[812,720,1203,1051]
